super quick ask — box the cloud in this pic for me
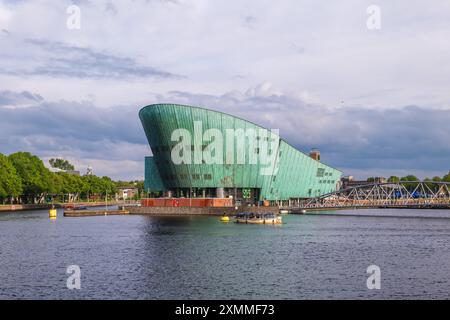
[2,1,450,108]
[0,37,183,79]
[0,90,43,107]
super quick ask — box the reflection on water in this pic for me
[0,208,449,299]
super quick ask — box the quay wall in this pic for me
[123,205,279,216]
[0,201,130,213]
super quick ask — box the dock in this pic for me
[63,209,129,217]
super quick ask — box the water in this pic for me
[1,208,449,299]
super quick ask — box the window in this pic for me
[316,168,325,177]
[204,174,212,180]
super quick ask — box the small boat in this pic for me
[65,204,88,211]
[235,212,282,224]
[73,205,88,211]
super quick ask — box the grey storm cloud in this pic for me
[0,37,183,79]
[1,87,449,179]
[0,90,43,106]
[24,38,183,79]
[0,92,148,165]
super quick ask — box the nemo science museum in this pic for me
[139,103,342,205]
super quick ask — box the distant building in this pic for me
[65,170,80,176]
[86,166,93,176]
[49,167,80,175]
[341,176,386,189]
[117,187,139,200]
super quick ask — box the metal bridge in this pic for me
[281,181,450,211]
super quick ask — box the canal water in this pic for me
[0,208,449,299]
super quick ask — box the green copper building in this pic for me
[140,103,342,204]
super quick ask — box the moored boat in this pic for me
[235,212,282,224]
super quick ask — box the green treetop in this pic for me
[0,153,23,199]
[49,158,75,171]
[8,152,52,196]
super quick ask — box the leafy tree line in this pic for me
[0,152,119,204]
[366,173,450,192]
[367,174,450,183]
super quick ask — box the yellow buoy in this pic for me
[220,216,230,222]
[49,208,57,219]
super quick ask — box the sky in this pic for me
[0,0,449,180]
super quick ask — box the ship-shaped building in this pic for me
[140,103,341,205]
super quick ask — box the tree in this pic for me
[432,176,442,182]
[101,176,117,199]
[442,172,450,183]
[8,152,52,203]
[0,153,23,203]
[400,175,420,191]
[57,172,87,202]
[83,175,104,197]
[387,176,400,183]
[49,158,75,171]
[400,175,419,182]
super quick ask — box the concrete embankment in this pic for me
[122,205,279,216]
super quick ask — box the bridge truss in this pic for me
[290,181,450,209]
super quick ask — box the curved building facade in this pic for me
[140,103,341,203]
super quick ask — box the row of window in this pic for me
[316,168,334,178]
[319,180,334,184]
